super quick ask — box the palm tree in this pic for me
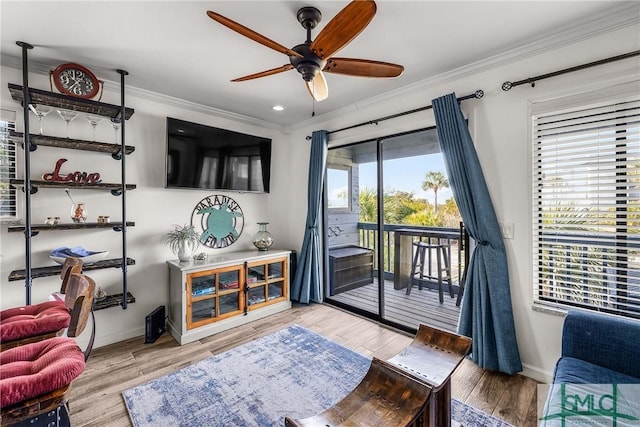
[421,171,449,214]
[358,186,377,223]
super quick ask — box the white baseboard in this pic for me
[521,363,554,383]
[90,327,145,349]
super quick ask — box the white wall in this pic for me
[0,65,289,348]
[1,20,638,382]
[284,23,640,382]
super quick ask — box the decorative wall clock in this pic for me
[50,63,102,100]
[191,195,244,249]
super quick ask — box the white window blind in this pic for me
[0,111,17,220]
[532,94,640,319]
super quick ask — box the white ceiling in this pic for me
[1,1,636,127]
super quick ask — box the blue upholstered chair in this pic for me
[541,311,640,426]
[554,310,640,384]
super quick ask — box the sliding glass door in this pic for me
[325,140,380,317]
[324,127,465,333]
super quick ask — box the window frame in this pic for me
[0,109,18,222]
[326,165,353,213]
[530,82,640,319]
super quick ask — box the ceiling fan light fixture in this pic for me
[207,1,403,102]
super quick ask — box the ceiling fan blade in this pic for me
[310,1,376,59]
[207,11,303,59]
[324,58,404,78]
[306,71,328,102]
[231,64,294,82]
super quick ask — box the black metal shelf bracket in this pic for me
[110,189,123,196]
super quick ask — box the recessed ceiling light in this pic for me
[272,105,285,111]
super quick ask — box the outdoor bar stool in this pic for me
[407,240,455,304]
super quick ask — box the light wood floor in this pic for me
[69,304,540,427]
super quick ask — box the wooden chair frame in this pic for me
[285,358,432,427]
[1,272,95,353]
[1,258,84,351]
[387,323,472,427]
[0,385,72,427]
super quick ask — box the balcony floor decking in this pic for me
[327,278,461,333]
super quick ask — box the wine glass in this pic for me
[28,104,51,135]
[85,113,103,141]
[111,119,121,144]
[57,109,78,138]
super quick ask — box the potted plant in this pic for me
[163,224,201,262]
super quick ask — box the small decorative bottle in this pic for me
[71,202,87,223]
[252,222,274,251]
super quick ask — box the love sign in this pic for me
[42,158,102,184]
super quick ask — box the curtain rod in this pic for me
[305,89,484,140]
[502,50,640,91]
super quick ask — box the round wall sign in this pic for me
[191,195,244,248]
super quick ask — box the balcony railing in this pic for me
[357,222,468,284]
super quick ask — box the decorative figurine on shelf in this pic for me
[71,202,87,223]
[97,215,111,224]
[95,287,107,301]
[65,189,87,223]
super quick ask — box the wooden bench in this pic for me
[285,325,471,427]
[387,324,472,427]
[284,358,431,427]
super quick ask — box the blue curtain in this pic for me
[291,130,328,304]
[432,93,522,374]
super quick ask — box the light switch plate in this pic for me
[501,222,515,239]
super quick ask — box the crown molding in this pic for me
[286,2,640,133]
[0,54,285,133]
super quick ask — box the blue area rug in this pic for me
[123,325,512,426]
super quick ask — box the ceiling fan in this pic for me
[206,0,404,102]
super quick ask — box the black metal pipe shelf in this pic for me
[10,179,136,191]
[8,257,136,281]
[10,131,135,155]
[8,83,134,120]
[94,292,135,311]
[7,221,135,233]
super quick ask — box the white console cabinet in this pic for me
[167,249,291,345]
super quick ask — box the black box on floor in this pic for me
[145,305,166,344]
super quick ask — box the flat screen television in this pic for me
[165,117,271,193]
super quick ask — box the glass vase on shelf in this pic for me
[71,202,87,223]
[252,222,274,251]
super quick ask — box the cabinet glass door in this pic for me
[247,257,287,309]
[217,267,242,318]
[248,286,266,306]
[267,261,283,279]
[191,298,216,324]
[191,275,216,297]
[187,265,243,329]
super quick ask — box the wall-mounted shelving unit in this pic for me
[9,41,135,309]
